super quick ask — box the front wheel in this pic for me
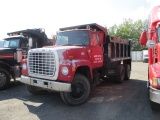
[0,68,11,90]
[60,74,90,106]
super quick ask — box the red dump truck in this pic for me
[140,6,160,111]
[20,23,132,105]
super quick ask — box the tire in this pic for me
[116,65,125,83]
[109,76,116,82]
[0,68,11,90]
[150,100,160,111]
[60,73,90,106]
[26,85,47,95]
[124,64,131,80]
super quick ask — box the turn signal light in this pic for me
[68,56,73,61]
[152,77,158,86]
[87,49,92,52]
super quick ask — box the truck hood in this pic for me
[33,46,90,60]
[0,48,16,59]
[0,48,16,54]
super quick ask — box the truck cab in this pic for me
[140,6,160,111]
[56,25,104,69]
[3,35,29,59]
[0,28,53,90]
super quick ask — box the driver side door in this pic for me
[89,32,103,68]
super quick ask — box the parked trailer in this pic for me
[19,23,132,105]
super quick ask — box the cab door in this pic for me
[89,31,103,68]
[21,38,29,59]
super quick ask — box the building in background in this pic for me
[142,50,148,63]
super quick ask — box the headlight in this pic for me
[22,63,27,70]
[62,67,68,75]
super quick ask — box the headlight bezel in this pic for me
[61,67,69,75]
[22,63,27,70]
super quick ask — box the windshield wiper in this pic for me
[74,44,84,46]
[62,44,73,46]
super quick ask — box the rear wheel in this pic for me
[116,65,125,83]
[0,68,10,90]
[60,74,90,106]
[124,64,131,80]
[27,85,47,95]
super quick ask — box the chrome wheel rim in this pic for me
[70,82,85,99]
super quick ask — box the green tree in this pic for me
[108,19,148,51]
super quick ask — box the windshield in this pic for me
[56,30,89,46]
[3,38,20,48]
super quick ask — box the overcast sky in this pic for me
[0,0,159,39]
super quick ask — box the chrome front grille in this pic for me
[28,52,56,76]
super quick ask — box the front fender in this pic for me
[0,61,15,79]
[72,59,93,77]
[58,60,92,82]
[149,63,160,88]
[0,61,12,70]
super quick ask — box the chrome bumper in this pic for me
[20,75,71,92]
[150,86,160,104]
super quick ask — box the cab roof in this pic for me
[59,23,108,36]
[7,28,45,37]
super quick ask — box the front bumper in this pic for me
[150,86,160,104]
[19,75,71,92]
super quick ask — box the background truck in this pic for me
[0,28,53,90]
[142,50,148,63]
[140,6,160,111]
[20,23,132,105]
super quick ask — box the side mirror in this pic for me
[140,31,147,45]
[146,40,156,48]
[29,37,33,47]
